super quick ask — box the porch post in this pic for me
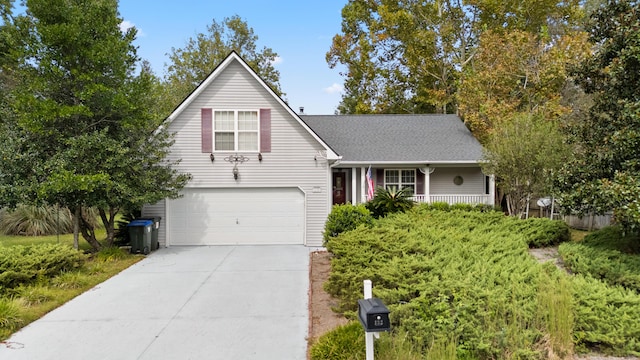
[361,166,366,203]
[424,168,431,203]
[489,175,496,206]
[351,167,357,204]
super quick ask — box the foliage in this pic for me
[0,298,22,329]
[502,217,571,248]
[571,274,640,355]
[323,204,373,245]
[482,113,572,217]
[0,205,72,236]
[365,186,415,219]
[163,15,283,115]
[457,30,591,141]
[555,0,640,232]
[327,0,584,115]
[324,208,640,357]
[559,226,640,292]
[309,322,364,360]
[0,0,190,251]
[0,243,86,291]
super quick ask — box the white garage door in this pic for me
[167,188,304,245]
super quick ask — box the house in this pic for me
[142,51,493,248]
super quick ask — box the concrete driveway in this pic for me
[0,245,311,360]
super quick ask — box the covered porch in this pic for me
[331,165,495,206]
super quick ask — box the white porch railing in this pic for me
[411,194,492,205]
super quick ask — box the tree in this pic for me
[0,0,190,250]
[163,15,283,116]
[555,0,640,232]
[327,0,583,115]
[482,114,570,217]
[457,30,591,142]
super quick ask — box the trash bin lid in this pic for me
[127,219,153,227]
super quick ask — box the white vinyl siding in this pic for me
[430,167,485,195]
[152,59,329,247]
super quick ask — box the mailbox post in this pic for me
[359,280,391,360]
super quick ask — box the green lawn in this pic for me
[0,230,142,341]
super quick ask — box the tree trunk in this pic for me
[99,207,118,247]
[79,209,102,251]
[73,206,80,250]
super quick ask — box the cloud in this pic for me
[323,83,343,94]
[120,20,145,37]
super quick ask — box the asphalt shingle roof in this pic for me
[301,114,484,163]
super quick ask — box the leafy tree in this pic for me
[457,30,591,142]
[327,0,584,115]
[555,0,640,232]
[0,0,190,250]
[163,15,283,116]
[482,114,571,218]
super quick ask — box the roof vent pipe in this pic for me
[299,107,304,114]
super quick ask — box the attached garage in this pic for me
[167,187,305,246]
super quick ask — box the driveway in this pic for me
[0,245,311,359]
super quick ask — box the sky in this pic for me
[117,0,348,115]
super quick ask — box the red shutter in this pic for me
[201,108,212,153]
[260,108,271,153]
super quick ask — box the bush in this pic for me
[0,244,87,290]
[310,322,364,360]
[323,204,373,245]
[503,217,571,248]
[559,226,640,292]
[0,205,73,236]
[365,186,415,219]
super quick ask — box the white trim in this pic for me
[165,52,339,161]
[335,160,480,166]
[351,168,357,204]
[212,109,259,152]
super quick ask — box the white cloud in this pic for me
[120,20,145,37]
[323,83,343,94]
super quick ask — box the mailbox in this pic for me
[357,297,391,332]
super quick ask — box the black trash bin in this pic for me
[128,219,153,255]
[138,217,161,250]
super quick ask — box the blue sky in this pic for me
[118,1,348,115]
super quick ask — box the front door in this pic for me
[332,172,346,205]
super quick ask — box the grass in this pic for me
[0,232,142,341]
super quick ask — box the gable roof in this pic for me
[301,114,484,165]
[165,51,339,160]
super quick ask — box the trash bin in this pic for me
[128,219,153,255]
[138,217,161,251]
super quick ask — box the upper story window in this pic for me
[384,169,415,194]
[214,110,259,151]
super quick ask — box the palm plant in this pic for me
[366,186,415,218]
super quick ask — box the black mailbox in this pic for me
[357,297,391,332]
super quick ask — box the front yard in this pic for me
[310,205,640,359]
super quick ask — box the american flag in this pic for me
[366,166,374,200]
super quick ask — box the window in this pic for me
[384,169,415,194]
[214,110,259,151]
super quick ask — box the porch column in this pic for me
[360,166,366,203]
[351,167,357,204]
[424,167,435,203]
[489,175,496,206]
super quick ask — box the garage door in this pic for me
[167,188,304,245]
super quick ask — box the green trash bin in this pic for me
[138,217,161,251]
[128,219,153,255]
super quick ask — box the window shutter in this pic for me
[201,108,212,153]
[260,108,271,153]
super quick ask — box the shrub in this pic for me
[323,204,373,245]
[309,322,364,360]
[0,298,22,329]
[503,217,570,248]
[559,226,640,292]
[0,205,73,236]
[0,244,87,290]
[366,186,415,219]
